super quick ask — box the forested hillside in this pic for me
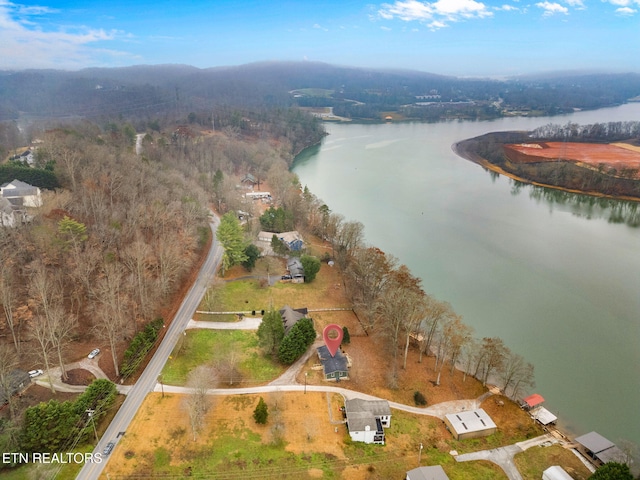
[2,62,640,124]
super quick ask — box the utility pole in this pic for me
[158,374,164,398]
[304,372,308,394]
[86,409,98,442]
[418,443,423,466]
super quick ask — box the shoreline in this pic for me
[451,140,640,203]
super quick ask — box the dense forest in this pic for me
[2,62,640,124]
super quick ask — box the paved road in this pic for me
[76,215,223,480]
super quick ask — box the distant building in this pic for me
[344,398,391,445]
[443,409,497,440]
[1,179,42,208]
[406,465,449,480]
[279,305,309,334]
[286,258,305,283]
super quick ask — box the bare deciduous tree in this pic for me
[0,343,19,419]
[0,262,21,353]
[184,365,217,441]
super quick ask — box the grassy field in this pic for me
[104,392,512,480]
[514,444,592,480]
[161,329,285,386]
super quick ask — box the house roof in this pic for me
[574,431,627,464]
[317,345,348,376]
[406,465,449,480]
[287,258,304,277]
[344,398,390,434]
[444,409,496,435]
[241,173,257,184]
[279,305,308,333]
[1,179,39,198]
[522,393,545,408]
[542,466,574,480]
[279,231,302,243]
[345,398,391,418]
[575,431,615,454]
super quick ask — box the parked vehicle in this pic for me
[281,274,292,280]
[28,369,43,378]
[88,348,100,359]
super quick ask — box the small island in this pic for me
[454,122,640,201]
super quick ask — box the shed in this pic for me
[444,409,497,440]
[406,465,449,480]
[542,466,573,480]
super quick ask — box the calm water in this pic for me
[293,104,640,445]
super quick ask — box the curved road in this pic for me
[76,215,223,480]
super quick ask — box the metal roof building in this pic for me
[444,409,497,440]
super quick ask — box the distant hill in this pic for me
[1,62,639,122]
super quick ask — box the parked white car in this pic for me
[88,348,100,359]
[28,369,43,378]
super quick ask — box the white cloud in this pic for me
[615,5,637,13]
[564,0,585,7]
[378,0,492,30]
[0,1,132,69]
[535,1,569,15]
[495,4,520,11]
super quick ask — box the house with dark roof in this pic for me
[344,398,391,445]
[286,257,305,283]
[574,431,627,466]
[406,465,449,480]
[240,173,258,187]
[279,305,309,334]
[316,345,349,381]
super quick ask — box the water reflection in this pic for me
[505,177,640,227]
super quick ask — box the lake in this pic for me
[292,103,640,446]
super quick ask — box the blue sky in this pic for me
[0,0,638,76]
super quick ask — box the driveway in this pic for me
[186,316,262,330]
[455,434,558,480]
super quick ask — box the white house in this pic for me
[0,179,43,208]
[0,197,17,227]
[344,398,391,445]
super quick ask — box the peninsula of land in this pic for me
[454,130,640,201]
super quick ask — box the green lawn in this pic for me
[161,329,284,386]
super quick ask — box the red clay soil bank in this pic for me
[504,142,640,176]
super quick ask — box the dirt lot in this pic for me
[505,142,640,176]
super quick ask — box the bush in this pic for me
[253,397,268,424]
[342,326,351,345]
[414,391,427,406]
[120,317,164,377]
